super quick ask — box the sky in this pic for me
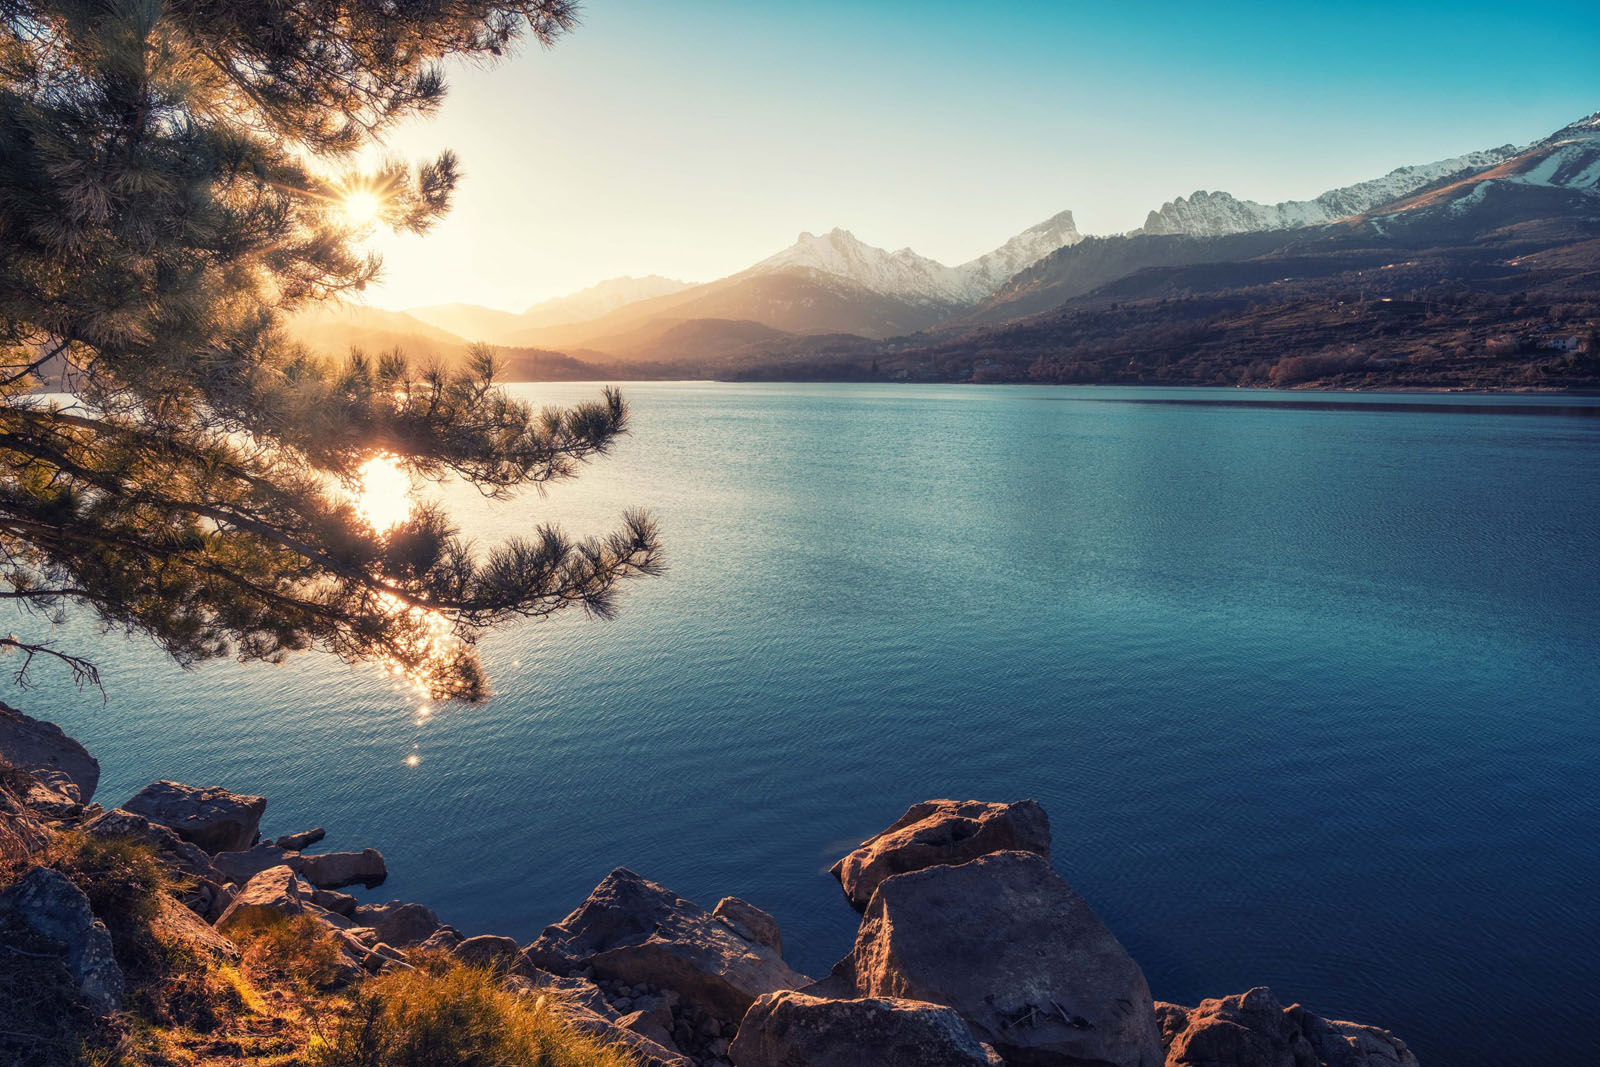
[361,0,1600,312]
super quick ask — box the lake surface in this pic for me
[30,383,1600,1065]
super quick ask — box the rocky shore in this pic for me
[1,703,1418,1066]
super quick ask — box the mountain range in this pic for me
[290,110,1600,387]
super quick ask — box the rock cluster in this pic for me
[0,713,1421,1067]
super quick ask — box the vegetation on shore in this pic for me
[0,823,636,1067]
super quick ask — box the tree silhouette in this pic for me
[0,0,661,699]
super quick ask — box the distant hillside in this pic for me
[285,303,611,381]
[409,276,695,344]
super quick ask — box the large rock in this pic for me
[351,900,440,947]
[524,867,810,1022]
[828,850,1162,1067]
[123,780,265,854]
[831,798,1051,911]
[214,865,308,934]
[730,990,1004,1067]
[0,867,123,1014]
[298,847,386,889]
[713,896,783,954]
[1158,988,1419,1067]
[213,842,299,885]
[273,827,325,850]
[510,971,694,1067]
[150,892,240,965]
[0,703,99,804]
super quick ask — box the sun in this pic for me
[342,189,383,227]
[356,454,412,532]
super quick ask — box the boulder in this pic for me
[830,798,1051,911]
[310,887,359,917]
[523,867,810,1023]
[730,991,1004,1067]
[506,970,693,1067]
[0,703,99,804]
[214,865,307,934]
[1158,988,1419,1067]
[149,892,240,964]
[416,926,465,952]
[351,900,440,947]
[213,842,299,885]
[273,827,326,850]
[453,933,522,969]
[713,896,783,954]
[298,847,386,889]
[123,780,265,854]
[0,867,123,1014]
[828,850,1162,1067]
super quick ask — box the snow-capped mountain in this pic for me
[748,229,965,304]
[958,210,1083,298]
[744,211,1082,305]
[1140,145,1520,237]
[1366,111,1600,223]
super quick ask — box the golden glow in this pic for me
[405,753,421,767]
[342,189,383,227]
[356,454,411,532]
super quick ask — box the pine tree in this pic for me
[0,0,662,700]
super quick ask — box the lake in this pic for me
[31,383,1600,1065]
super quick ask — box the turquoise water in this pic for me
[32,383,1600,1065]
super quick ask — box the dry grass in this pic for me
[310,955,640,1067]
[3,834,642,1067]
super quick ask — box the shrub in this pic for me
[310,958,638,1067]
[238,913,349,991]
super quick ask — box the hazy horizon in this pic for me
[357,0,1599,314]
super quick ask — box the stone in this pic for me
[361,941,410,973]
[830,798,1051,911]
[351,900,440,947]
[0,867,123,1014]
[149,892,239,964]
[214,865,307,934]
[453,933,522,969]
[827,850,1162,1067]
[0,703,99,804]
[213,842,299,885]
[310,887,358,917]
[123,780,266,854]
[730,991,1004,1067]
[273,827,326,850]
[509,970,693,1067]
[298,847,386,889]
[1158,988,1419,1067]
[712,896,783,954]
[618,1008,680,1051]
[524,867,810,1023]
[416,926,465,952]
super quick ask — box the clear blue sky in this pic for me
[365,0,1600,311]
